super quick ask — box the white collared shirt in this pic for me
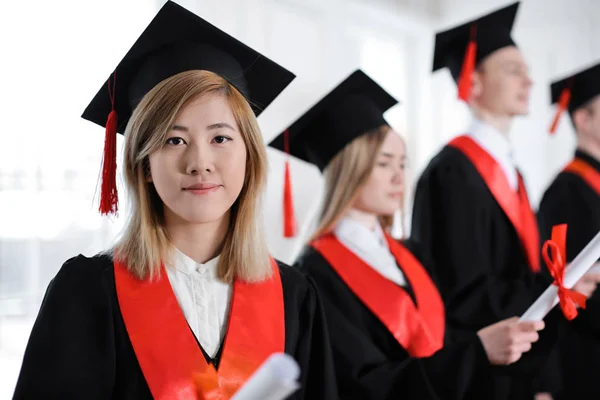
[467,118,518,190]
[165,249,232,358]
[334,217,406,287]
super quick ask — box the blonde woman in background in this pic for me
[270,70,561,400]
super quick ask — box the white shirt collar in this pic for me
[170,248,220,279]
[334,216,406,287]
[467,118,518,190]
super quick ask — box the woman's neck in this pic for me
[344,208,379,231]
[165,211,230,264]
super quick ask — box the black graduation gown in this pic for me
[538,149,600,399]
[411,145,561,398]
[295,239,495,400]
[12,254,338,400]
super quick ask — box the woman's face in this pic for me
[352,130,406,217]
[148,93,247,226]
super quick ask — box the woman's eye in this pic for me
[212,135,231,144]
[377,162,390,167]
[166,137,186,146]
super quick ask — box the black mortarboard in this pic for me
[268,69,399,172]
[433,2,520,94]
[551,62,600,115]
[81,0,295,216]
[82,0,295,134]
[548,61,600,133]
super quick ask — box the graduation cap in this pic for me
[82,0,295,216]
[268,69,399,237]
[433,2,520,102]
[549,62,600,134]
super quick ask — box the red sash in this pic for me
[311,233,445,357]
[114,258,285,400]
[449,135,541,273]
[564,158,600,197]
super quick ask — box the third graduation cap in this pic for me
[269,69,399,172]
[432,2,520,101]
[81,0,295,215]
[549,62,600,133]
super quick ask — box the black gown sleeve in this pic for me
[13,255,115,400]
[403,239,494,398]
[311,282,441,400]
[278,262,339,400]
[411,155,544,328]
[293,279,340,399]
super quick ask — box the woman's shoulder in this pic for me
[290,245,326,273]
[274,258,309,288]
[273,257,323,305]
[49,252,115,293]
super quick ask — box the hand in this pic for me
[477,317,544,366]
[572,272,600,298]
[534,393,553,400]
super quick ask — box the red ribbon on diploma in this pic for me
[543,224,587,320]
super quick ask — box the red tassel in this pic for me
[283,160,297,237]
[457,25,477,103]
[283,130,297,238]
[549,86,571,135]
[99,72,119,216]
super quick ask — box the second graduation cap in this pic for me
[81,0,295,215]
[432,2,520,101]
[268,69,399,237]
[269,69,399,171]
[549,62,600,133]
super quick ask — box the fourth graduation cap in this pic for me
[549,62,600,134]
[82,0,295,215]
[268,69,399,237]
[432,2,520,102]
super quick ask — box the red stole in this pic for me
[564,158,600,197]
[449,135,541,273]
[114,258,285,400]
[311,233,445,358]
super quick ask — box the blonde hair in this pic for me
[311,125,394,241]
[113,70,270,282]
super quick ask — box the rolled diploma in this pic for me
[520,229,600,322]
[231,353,300,400]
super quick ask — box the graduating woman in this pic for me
[270,70,559,400]
[13,2,337,399]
